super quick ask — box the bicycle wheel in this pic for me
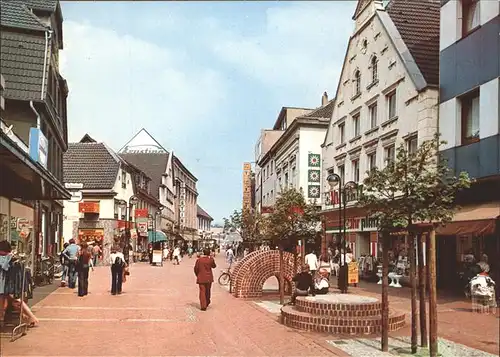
[218,273,230,286]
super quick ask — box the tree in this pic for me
[224,209,267,246]
[223,210,242,234]
[359,133,470,355]
[266,188,321,304]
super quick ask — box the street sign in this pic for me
[65,183,84,189]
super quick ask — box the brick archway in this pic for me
[231,250,301,298]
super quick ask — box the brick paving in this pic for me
[1,254,342,357]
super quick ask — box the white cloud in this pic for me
[60,20,227,150]
[205,2,356,106]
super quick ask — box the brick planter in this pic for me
[281,295,405,335]
[230,250,301,298]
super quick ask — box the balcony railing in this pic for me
[1,119,29,154]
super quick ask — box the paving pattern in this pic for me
[1,254,341,357]
[327,337,498,357]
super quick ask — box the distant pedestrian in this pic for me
[194,248,216,311]
[173,246,181,265]
[110,246,126,295]
[62,239,80,289]
[92,244,102,266]
[305,250,319,277]
[76,242,93,297]
[59,242,69,287]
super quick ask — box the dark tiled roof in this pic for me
[80,134,96,143]
[197,205,213,220]
[303,99,335,119]
[119,153,170,200]
[27,0,58,12]
[0,30,48,100]
[63,142,120,190]
[0,0,48,32]
[387,0,440,87]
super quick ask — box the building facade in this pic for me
[257,96,333,210]
[321,0,440,262]
[63,137,139,263]
[197,205,213,244]
[437,0,500,289]
[0,0,70,275]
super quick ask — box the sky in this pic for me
[59,1,357,224]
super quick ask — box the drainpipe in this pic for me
[40,29,52,101]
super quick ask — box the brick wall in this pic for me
[231,250,301,298]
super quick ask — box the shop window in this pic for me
[462,0,480,37]
[369,103,377,129]
[352,113,360,137]
[461,89,480,145]
[387,90,397,120]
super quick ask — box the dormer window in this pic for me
[354,70,361,96]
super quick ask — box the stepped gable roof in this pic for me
[63,142,121,190]
[386,0,440,87]
[118,152,170,199]
[197,205,213,220]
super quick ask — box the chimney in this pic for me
[321,91,328,106]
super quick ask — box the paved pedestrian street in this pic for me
[2,255,340,357]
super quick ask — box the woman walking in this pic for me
[110,246,126,295]
[77,242,93,297]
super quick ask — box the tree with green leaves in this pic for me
[223,209,266,246]
[358,133,470,355]
[223,210,242,234]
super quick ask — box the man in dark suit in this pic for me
[194,248,217,311]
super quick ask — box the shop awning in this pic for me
[0,131,71,200]
[148,230,168,243]
[436,202,500,236]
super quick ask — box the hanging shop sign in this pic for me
[16,218,33,231]
[28,128,48,169]
[78,201,100,213]
[179,182,186,227]
[135,208,148,218]
[136,221,148,235]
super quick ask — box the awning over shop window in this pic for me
[148,230,168,243]
[436,202,500,236]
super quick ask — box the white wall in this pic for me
[440,78,500,150]
[440,0,500,51]
[322,11,439,209]
[298,126,328,202]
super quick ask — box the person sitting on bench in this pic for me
[315,268,330,295]
[290,264,315,304]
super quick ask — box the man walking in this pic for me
[194,248,216,311]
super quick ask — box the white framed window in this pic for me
[354,70,361,96]
[407,136,418,155]
[462,0,480,36]
[384,145,396,166]
[352,159,360,182]
[387,91,397,120]
[371,56,378,83]
[353,113,360,137]
[338,165,345,184]
[461,89,480,145]
[367,152,377,171]
[369,103,377,129]
[339,122,345,144]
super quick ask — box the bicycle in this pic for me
[218,267,232,286]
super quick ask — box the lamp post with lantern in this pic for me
[326,173,357,293]
[121,195,138,264]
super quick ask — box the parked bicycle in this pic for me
[218,267,232,286]
[34,256,60,286]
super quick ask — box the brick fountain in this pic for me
[281,294,406,335]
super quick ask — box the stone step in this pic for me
[281,305,405,335]
[295,294,382,317]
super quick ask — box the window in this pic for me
[121,170,126,188]
[284,172,289,187]
[407,136,418,155]
[270,161,274,174]
[291,167,296,187]
[387,91,397,119]
[354,70,361,96]
[263,168,267,179]
[384,145,396,166]
[369,103,377,129]
[352,159,360,182]
[270,190,274,199]
[371,56,378,83]
[278,176,282,190]
[338,165,345,184]
[339,123,345,144]
[461,89,480,144]
[353,113,360,137]
[462,0,480,36]
[368,152,377,171]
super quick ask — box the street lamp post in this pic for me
[155,209,163,267]
[122,195,138,264]
[326,173,357,294]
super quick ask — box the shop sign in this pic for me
[69,191,83,202]
[261,206,274,214]
[28,128,48,169]
[78,201,100,213]
[16,218,32,231]
[326,216,378,232]
[65,183,84,190]
[78,229,104,236]
[348,262,359,284]
[325,185,364,206]
[135,208,148,218]
[136,221,148,234]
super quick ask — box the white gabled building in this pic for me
[321,0,440,257]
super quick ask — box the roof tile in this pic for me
[197,205,213,220]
